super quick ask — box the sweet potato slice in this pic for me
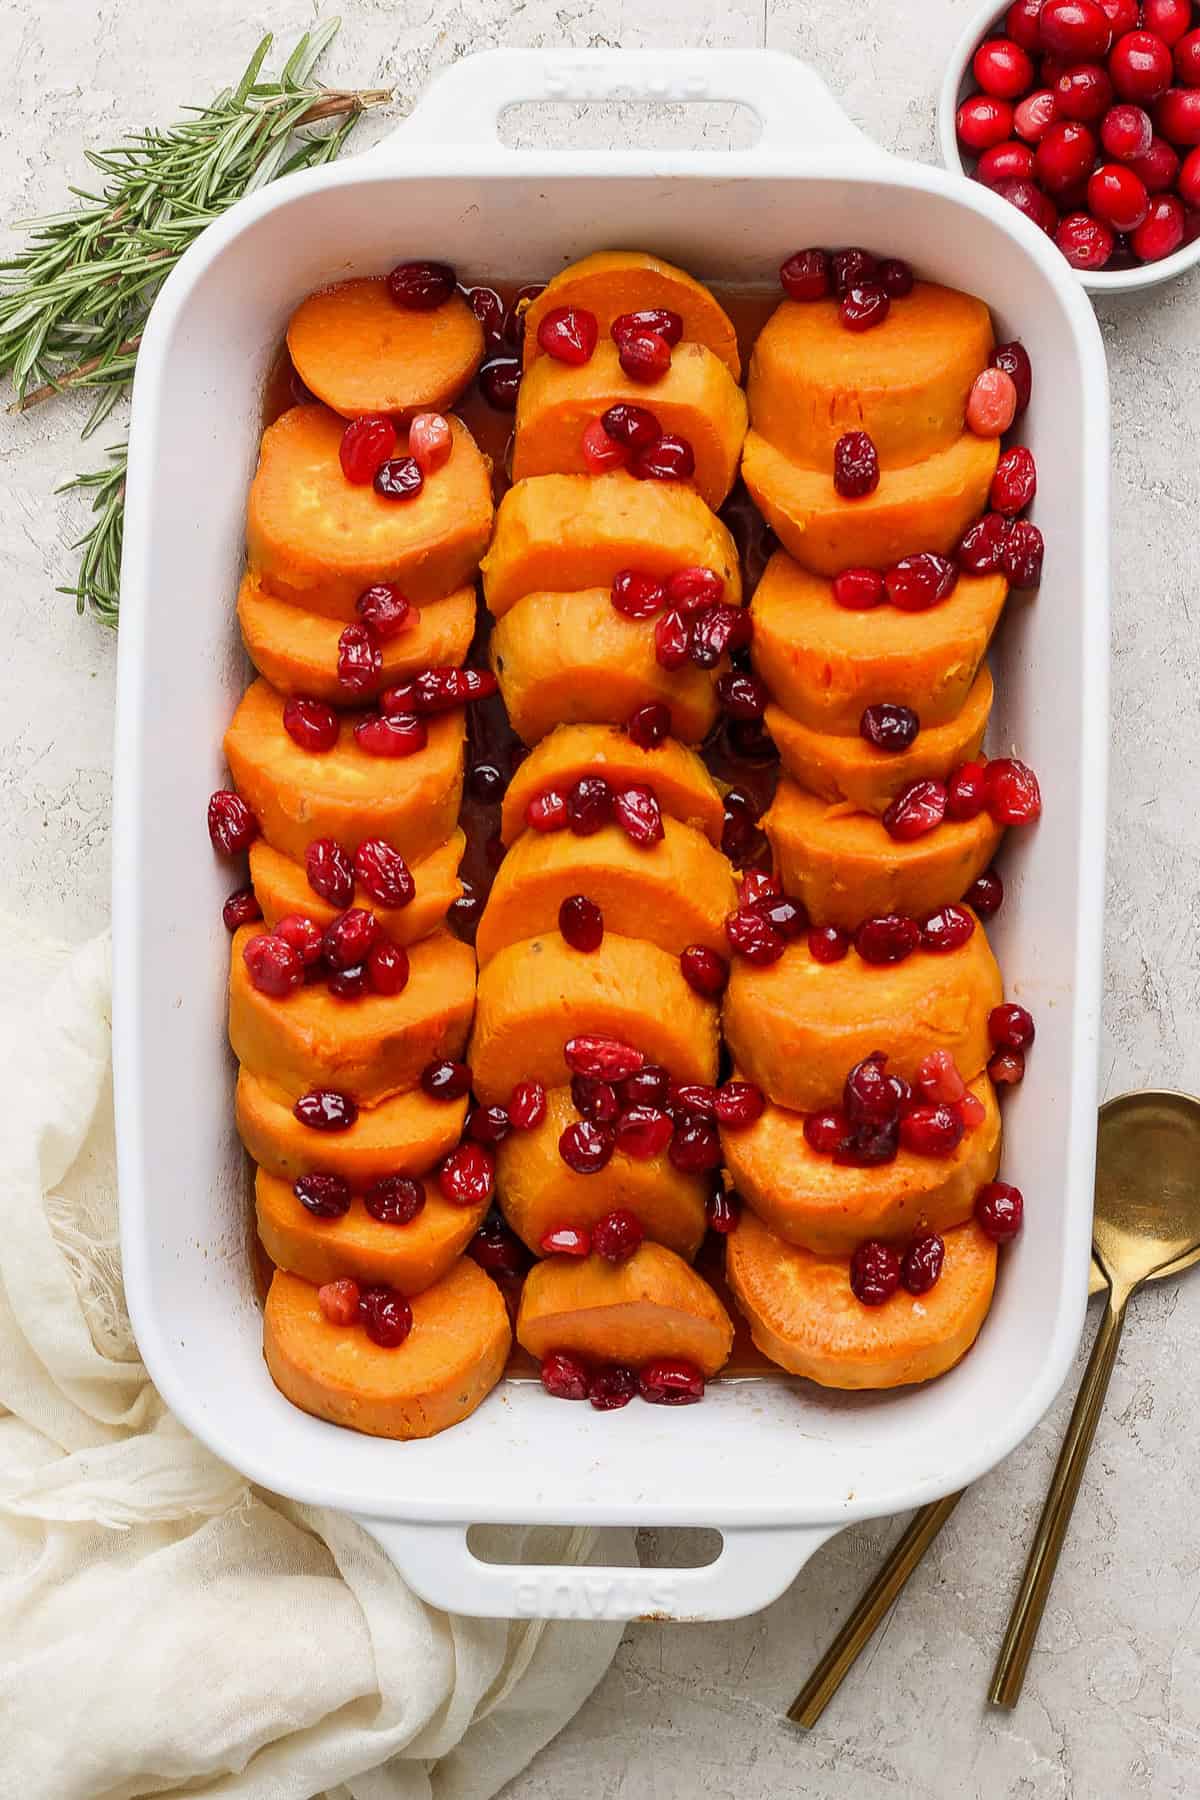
[767,666,993,815]
[517,1242,733,1377]
[741,429,999,577]
[722,1074,1000,1256]
[250,833,464,949]
[490,589,721,747]
[521,250,741,377]
[236,1068,468,1186]
[500,724,725,848]
[751,550,1007,734]
[512,341,748,510]
[286,277,485,419]
[481,473,742,620]
[229,925,475,1104]
[764,777,1004,929]
[722,920,1002,1113]
[246,405,493,620]
[470,931,719,1105]
[476,817,735,965]
[497,1086,707,1260]
[263,1259,510,1439]
[256,1166,487,1293]
[224,677,465,866]
[726,1210,997,1389]
[748,284,993,471]
[237,573,476,705]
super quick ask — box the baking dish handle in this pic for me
[355,1517,837,1621]
[375,47,876,159]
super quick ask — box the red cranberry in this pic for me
[611,569,668,619]
[976,1180,1025,1240]
[835,1120,901,1167]
[965,866,1005,917]
[1040,0,1113,57]
[243,932,304,998]
[615,1105,674,1159]
[958,95,1016,151]
[328,962,368,1000]
[740,867,780,907]
[725,906,786,966]
[899,1103,965,1157]
[589,1364,638,1410]
[690,601,751,667]
[355,585,414,643]
[558,1117,616,1174]
[332,625,379,700]
[679,945,730,997]
[222,886,261,931]
[780,247,832,299]
[536,305,598,365]
[728,717,777,763]
[508,1079,547,1131]
[1036,119,1099,190]
[321,907,379,972]
[601,403,662,449]
[541,1351,591,1401]
[990,340,1033,415]
[540,1225,592,1258]
[901,1233,946,1294]
[833,566,886,610]
[654,607,691,670]
[706,1188,741,1235]
[283,695,340,753]
[618,1064,671,1108]
[883,778,947,842]
[1178,28,1200,83]
[208,789,257,857]
[849,1240,902,1306]
[756,896,807,941]
[469,1214,528,1278]
[808,924,851,963]
[713,1081,765,1128]
[1014,90,1060,143]
[339,414,397,485]
[721,806,767,868]
[386,260,455,309]
[667,565,726,611]
[567,776,614,836]
[303,839,353,910]
[943,761,986,822]
[293,1089,358,1131]
[1056,209,1117,266]
[354,712,428,758]
[860,702,919,752]
[1101,100,1154,158]
[1131,131,1182,188]
[672,1082,719,1117]
[590,1208,643,1265]
[564,1035,645,1080]
[468,762,506,806]
[985,757,1043,823]
[1006,0,1044,49]
[274,909,324,967]
[364,1174,425,1225]
[570,1074,619,1124]
[421,1059,472,1101]
[318,1278,361,1326]
[465,285,504,344]
[831,248,879,293]
[669,1116,723,1173]
[840,284,891,333]
[885,553,958,611]
[1132,192,1186,258]
[350,839,412,910]
[1099,0,1139,28]
[916,1050,968,1106]
[989,1047,1028,1086]
[844,1052,908,1128]
[360,1285,414,1349]
[527,788,569,832]
[1088,160,1151,227]
[373,456,424,502]
[580,416,627,471]
[406,667,498,713]
[991,445,1038,516]
[804,1108,848,1153]
[629,433,695,482]
[717,672,768,719]
[1058,62,1115,120]
[367,939,409,996]
[920,904,976,953]
[611,308,684,347]
[989,1002,1036,1050]
[559,894,604,953]
[1149,0,1194,44]
[974,37,1037,98]
[437,1142,495,1206]
[978,139,1038,184]
[956,512,1010,576]
[833,430,880,498]
[479,357,522,410]
[878,257,915,297]
[639,1358,706,1405]
[619,331,673,383]
[855,914,922,965]
[1111,30,1175,102]
[1002,519,1046,586]
[615,785,665,848]
[466,1104,511,1147]
[626,701,673,749]
[994,176,1059,232]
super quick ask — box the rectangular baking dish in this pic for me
[113,46,1109,1622]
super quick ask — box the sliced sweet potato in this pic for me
[470,931,718,1106]
[490,589,720,747]
[236,1068,468,1186]
[522,250,741,377]
[256,1166,487,1293]
[229,925,475,1104]
[246,405,493,620]
[497,1086,707,1260]
[741,429,999,576]
[764,777,1004,929]
[286,277,485,419]
[722,1074,1000,1256]
[238,573,476,705]
[767,666,993,814]
[224,677,464,865]
[500,724,725,848]
[250,833,464,949]
[516,1241,733,1377]
[481,473,742,620]
[512,341,747,510]
[722,920,1002,1113]
[748,284,993,472]
[263,1259,510,1439]
[726,1210,997,1389]
[751,550,1007,734]
[476,817,735,965]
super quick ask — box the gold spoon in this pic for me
[789,1090,1200,1729]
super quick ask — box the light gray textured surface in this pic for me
[3,3,1198,1796]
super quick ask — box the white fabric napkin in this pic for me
[0,917,627,1800]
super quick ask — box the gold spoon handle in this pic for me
[787,1490,964,1727]
[989,1293,1128,1708]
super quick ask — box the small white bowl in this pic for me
[938,0,1200,295]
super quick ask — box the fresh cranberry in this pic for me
[850,1240,902,1305]
[479,357,522,410]
[956,512,1011,576]
[293,1089,358,1131]
[669,1116,723,1173]
[1036,120,1098,190]
[1099,0,1139,30]
[306,838,354,908]
[469,1214,528,1278]
[804,1108,848,1153]
[991,445,1038,515]
[408,412,452,478]
[626,701,673,749]
[527,788,569,832]
[1131,131,1182,189]
[208,789,257,857]
[567,776,614,836]
[421,1059,472,1101]
[618,1064,670,1108]
[989,1002,1036,1050]
[1014,90,1060,142]
[541,1351,591,1400]
[339,414,397,485]
[990,341,1033,415]
[437,1142,495,1206]
[1101,100,1154,159]
[976,1180,1025,1240]
[885,553,958,611]
[717,672,768,719]
[614,785,665,848]
[611,308,684,347]
[901,1233,946,1295]
[958,95,1016,151]
[859,702,919,752]
[832,567,886,609]
[994,175,1059,232]
[222,886,261,931]
[367,939,409,996]
[831,248,879,293]
[975,36,1037,98]
[1178,28,1200,84]
[629,433,695,482]
[1132,192,1186,258]
[713,1081,765,1128]
[243,932,303,998]
[920,904,976,953]
[965,866,1005,917]
[564,1035,645,1081]
[466,1104,511,1147]
[725,906,786,966]
[540,1225,592,1258]
[855,914,922,965]
[619,331,673,383]
[328,962,369,1000]
[1088,160,1152,228]
[558,1117,615,1175]
[639,1358,707,1405]
[990,1047,1028,1086]
[386,260,455,309]
[364,1174,425,1225]
[915,1049,968,1106]
[318,1278,361,1326]
[1006,0,1044,49]
[690,601,751,667]
[653,607,691,670]
[1002,520,1046,586]
[840,284,891,332]
[589,1364,638,1410]
[978,140,1038,185]
[985,757,1043,823]
[601,403,662,449]
[536,305,598,364]
[679,945,730,997]
[614,1104,674,1159]
[1112,29,1175,102]
[588,1208,642,1264]
[321,907,379,973]
[354,712,428,758]
[1040,0,1113,57]
[833,430,881,499]
[360,1285,414,1349]
[780,247,832,299]
[570,1074,619,1123]
[883,778,947,841]
[1147,0,1193,43]
[1058,63,1115,123]
[611,569,667,619]
[808,924,851,963]
[899,1103,965,1157]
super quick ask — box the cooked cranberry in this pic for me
[991,446,1038,517]
[581,417,628,472]
[293,1089,358,1131]
[989,1002,1036,1050]
[408,412,452,477]
[756,899,807,946]
[321,907,380,972]
[669,1116,723,1173]
[437,1142,495,1206]
[540,1350,591,1400]
[1088,160,1151,229]
[208,789,257,857]
[705,1188,741,1235]
[367,939,409,995]
[834,1119,902,1166]
[469,1212,529,1277]
[946,761,987,822]
[527,788,569,832]
[589,1363,638,1410]
[985,757,1043,823]
[618,1064,671,1108]
[1111,29,1174,102]
[387,260,455,309]
[968,369,1020,441]
[900,1103,966,1158]
[348,839,411,910]
[716,672,767,720]
[639,1358,706,1405]
[570,1074,619,1124]
[1006,0,1044,48]
[504,283,546,346]
[540,1224,592,1258]
[672,1082,719,1117]
[646,608,688,674]
[667,565,725,611]
[1132,192,1186,259]
[1133,131,1182,190]
[679,944,730,998]
[567,776,614,836]
[465,284,504,344]
[721,805,767,868]
[878,257,915,297]
[222,886,261,931]
[629,432,695,482]
[330,625,380,700]
[564,1035,644,1080]
[1101,100,1154,159]
[339,414,397,484]
[860,702,919,752]
[404,667,498,712]
[916,1050,968,1106]
[364,1174,425,1225]
[958,94,1017,151]
[728,715,777,758]
[559,893,604,952]
[536,304,598,364]
[885,553,958,611]
[373,456,424,502]
[844,1052,908,1128]
[243,932,304,997]
[619,330,673,383]
[611,569,667,619]
[965,866,1005,917]
[612,785,663,850]
[808,924,851,963]
[328,962,369,1000]
[831,247,879,293]
[421,1059,472,1101]
[725,906,786,966]
[318,1278,361,1326]
[832,567,886,610]
[994,176,1059,233]
[921,904,976,953]
[468,762,507,807]
[479,357,522,410]
[1002,519,1046,587]
[990,343,1033,420]
[840,283,891,333]
[780,247,832,299]
[354,712,428,758]
[989,1047,1028,1087]
[291,1170,353,1222]
[855,914,922,965]
[601,403,662,449]
[1014,91,1060,144]
[739,869,781,907]
[588,1207,643,1265]
[690,601,751,667]
[302,839,352,910]
[614,1105,674,1159]
[975,36,1036,98]
[850,1239,902,1305]
[508,1078,547,1131]
[713,1081,765,1128]
[466,1104,511,1147]
[280,695,339,754]
[611,308,684,347]
[558,1117,616,1175]
[883,778,947,841]
[804,1108,847,1153]
[956,513,1010,577]
[833,430,881,499]
[961,1091,986,1130]
[360,1285,414,1349]
[901,1233,946,1295]
[976,1179,1025,1240]
[626,701,673,749]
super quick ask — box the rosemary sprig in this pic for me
[2,21,391,624]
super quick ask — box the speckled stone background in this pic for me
[4,3,1199,1795]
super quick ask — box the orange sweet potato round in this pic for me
[500,724,725,848]
[229,925,475,1104]
[480,473,742,620]
[721,1074,1000,1256]
[256,1166,487,1293]
[764,778,1004,929]
[497,1086,707,1260]
[286,277,485,419]
[250,833,464,949]
[263,1259,510,1439]
[490,589,721,747]
[237,573,476,705]
[741,429,999,577]
[512,341,748,511]
[476,817,735,965]
[725,1210,997,1389]
[516,1242,733,1377]
[522,250,741,377]
[751,550,1007,734]
[224,677,465,866]
[722,920,1002,1113]
[246,405,492,619]
[766,666,993,815]
[236,1068,468,1186]
[747,283,993,471]
[470,931,719,1106]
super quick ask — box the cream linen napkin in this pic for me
[0,916,627,1800]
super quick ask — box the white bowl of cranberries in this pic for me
[939,0,1200,289]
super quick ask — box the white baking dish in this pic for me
[113,47,1109,1622]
